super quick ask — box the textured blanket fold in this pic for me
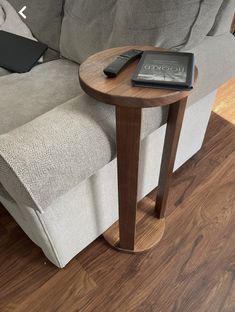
[0,0,35,40]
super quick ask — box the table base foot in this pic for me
[103,199,165,253]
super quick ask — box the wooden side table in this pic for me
[79,46,197,253]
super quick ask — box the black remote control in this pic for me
[103,49,143,78]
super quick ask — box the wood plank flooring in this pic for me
[0,78,235,311]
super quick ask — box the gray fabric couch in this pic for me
[0,0,234,268]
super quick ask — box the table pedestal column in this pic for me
[103,106,165,253]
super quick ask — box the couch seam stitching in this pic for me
[35,210,63,267]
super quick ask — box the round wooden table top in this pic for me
[79,46,198,108]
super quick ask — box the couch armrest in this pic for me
[0,94,116,212]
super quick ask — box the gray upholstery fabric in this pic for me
[0,67,10,76]
[7,0,64,50]
[208,0,235,36]
[43,49,60,63]
[0,59,80,135]
[0,95,116,212]
[0,33,234,212]
[183,33,235,105]
[0,195,61,267]
[60,0,223,64]
[0,0,60,62]
[0,0,37,40]
[0,182,14,202]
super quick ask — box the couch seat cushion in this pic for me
[0,59,81,134]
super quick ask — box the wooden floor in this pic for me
[0,79,235,312]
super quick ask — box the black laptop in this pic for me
[0,30,48,73]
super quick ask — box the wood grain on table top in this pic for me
[79,46,198,108]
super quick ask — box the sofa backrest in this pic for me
[7,0,64,50]
[60,0,225,64]
[208,0,235,36]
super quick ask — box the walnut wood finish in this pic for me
[79,45,198,108]
[115,106,142,250]
[156,97,188,218]
[79,46,196,253]
[0,79,235,311]
[103,198,165,253]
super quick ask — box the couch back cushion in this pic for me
[7,0,63,50]
[208,0,235,36]
[60,0,223,64]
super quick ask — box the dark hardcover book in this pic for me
[132,51,195,90]
[0,30,48,73]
